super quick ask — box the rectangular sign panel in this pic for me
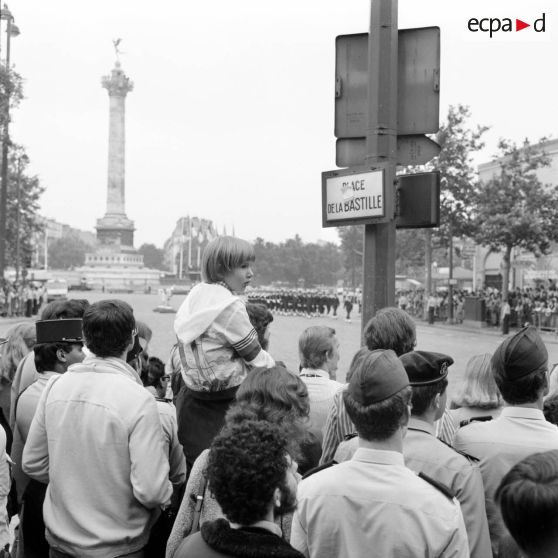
[335,27,440,138]
[336,135,441,168]
[395,171,440,229]
[322,166,386,227]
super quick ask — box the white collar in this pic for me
[299,368,330,379]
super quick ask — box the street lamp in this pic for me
[0,4,20,284]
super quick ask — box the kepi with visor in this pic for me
[35,319,83,344]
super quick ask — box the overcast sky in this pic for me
[6,0,557,247]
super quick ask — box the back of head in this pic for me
[400,351,453,417]
[201,236,255,283]
[452,353,502,409]
[145,356,165,387]
[0,322,36,382]
[206,420,292,525]
[343,349,411,441]
[232,366,309,424]
[491,327,548,405]
[83,299,135,358]
[363,307,416,356]
[496,450,558,558]
[41,299,90,320]
[298,326,336,370]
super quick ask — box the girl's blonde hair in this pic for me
[451,353,503,410]
[0,322,36,384]
[201,236,255,283]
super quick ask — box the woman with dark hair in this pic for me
[245,303,274,351]
[165,366,316,558]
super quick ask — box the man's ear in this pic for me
[56,348,68,363]
[432,393,441,411]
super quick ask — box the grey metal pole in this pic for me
[361,0,398,335]
[15,155,21,281]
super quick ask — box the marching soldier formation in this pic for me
[0,236,557,558]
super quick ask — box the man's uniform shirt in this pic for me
[404,417,492,558]
[291,447,469,558]
[453,406,558,557]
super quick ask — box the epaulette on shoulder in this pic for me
[418,472,456,500]
[437,437,480,463]
[459,415,493,428]
[302,460,338,480]
[343,432,358,441]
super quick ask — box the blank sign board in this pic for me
[335,27,440,138]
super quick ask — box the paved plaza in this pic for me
[2,290,558,400]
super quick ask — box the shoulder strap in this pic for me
[437,437,480,463]
[176,337,205,382]
[459,415,493,428]
[418,472,455,500]
[190,475,208,533]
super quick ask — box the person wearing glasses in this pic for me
[23,299,172,558]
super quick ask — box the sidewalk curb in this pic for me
[417,321,558,345]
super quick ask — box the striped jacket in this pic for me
[174,283,274,392]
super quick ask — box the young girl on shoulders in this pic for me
[174,236,274,467]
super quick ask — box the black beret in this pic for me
[492,326,547,381]
[36,319,83,344]
[347,349,409,405]
[399,351,454,386]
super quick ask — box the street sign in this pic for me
[322,165,388,228]
[448,278,458,285]
[335,27,440,139]
[336,135,440,168]
[395,171,440,229]
[396,135,441,166]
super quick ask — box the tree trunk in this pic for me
[502,244,512,301]
[424,229,432,320]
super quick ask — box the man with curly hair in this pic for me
[172,420,303,558]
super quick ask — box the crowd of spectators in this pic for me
[0,281,44,319]
[397,285,558,331]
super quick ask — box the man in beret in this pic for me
[291,349,468,558]
[454,326,558,557]
[13,317,86,557]
[401,351,492,558]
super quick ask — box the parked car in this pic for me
[46,279,69,302]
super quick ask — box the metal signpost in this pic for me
[324,0,441,333]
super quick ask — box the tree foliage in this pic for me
[5,147,44,269]
[253,235,343,287]
[0,64,24,128]
[48,232,92,270]
[138,243,165,269]
[336,226,363,287]
[433,104,489,242]
[473,138,558,300]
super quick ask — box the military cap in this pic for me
[492,325,547,381]
[35,319,83,344]
[400,351,454,386]
[347,349,409,405]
